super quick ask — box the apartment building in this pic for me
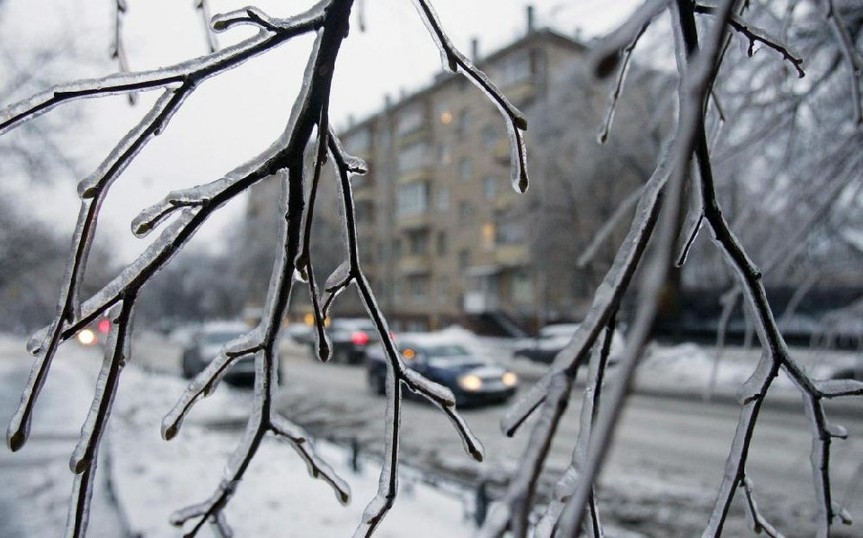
[336,19,588,331]
[246,12,594,332]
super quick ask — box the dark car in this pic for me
[314,317,378,364]
[514,323,625,364]
[366,333,518,406]
[182,322,281,386]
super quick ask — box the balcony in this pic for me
[495,244,528,266]
[398,254,431,276]
[396,211,432,230]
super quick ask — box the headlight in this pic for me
[458,374,483,392]
[502,372,518,387]
[76,329,97,346]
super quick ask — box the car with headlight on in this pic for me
[181,321,281,386]
[75,317,113,347]
[365,332,518,406]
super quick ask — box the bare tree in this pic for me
[480,1,863,537]
[527,60,670,320]
[1,1,524,536]
[2,1,862,538]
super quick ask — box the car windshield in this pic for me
[421,344,469,357]
[541,325,578,338]
[333,320,375,331]
[201,331,245,346]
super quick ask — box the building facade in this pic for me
[336,23,587,332]
[246,16,597,333]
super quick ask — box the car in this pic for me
[181,321,281,386]
[514,323,625,364]
[318,317,379,364]
[828,358,862,381]
[366,332,519,406]
[75,317,112,347]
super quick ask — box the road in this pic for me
[265,341,862,536]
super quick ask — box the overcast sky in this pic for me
[1,0,639,262]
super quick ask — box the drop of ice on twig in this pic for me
[293,268,308,283]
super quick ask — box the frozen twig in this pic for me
[534,318,616,538]
[327,132,483,536]
[110,0,136,105]
[597,24,648,144]
[589,0,669,78]
[667,3,858,535]
[409,0,529,192]
[694,4,806,78]
[193,0,219,53]
[740,473,785,537]
[66,297,135,537]
[7,88,188,453]
[820,0,863,125]
[577,185,643,269]
[482,142,673,538]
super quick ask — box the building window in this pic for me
[356,200,374,224]
[437,232,447,255]
[495,215,525,245]
[378,123,391,150]
[438,142,451,164]
[513,270,533,304]
[436,101,452,125]
[483,176,497,200]
[438,277,449,305]
[457,110,470,136]
[497,51,532,86]
[397,182,429,218]
[459,201,473,225]
[458,249,470,270]
[397,105,425,135]
[436,185,450,211]
[346,127,371,153]
[407,230,428,255]
[398,142,430,173]
[408,275,428,299]
[459,158,472,181]
[482,222,495,251]
[483,126,498,150]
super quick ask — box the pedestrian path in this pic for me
[0,338,126,537]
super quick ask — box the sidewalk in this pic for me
[0,337,127,537]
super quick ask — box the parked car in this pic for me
[181,321,281,386]
[321,317,379,364]
[829,359,862,381]
[514,323,625,364]
[366,332,519,406]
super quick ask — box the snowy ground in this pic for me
[1,331,860,537]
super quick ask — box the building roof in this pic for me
[343,27,587,134]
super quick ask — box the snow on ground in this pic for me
[109,367,476,537]
[2,331,860,536]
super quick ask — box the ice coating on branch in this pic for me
[407,0,529,193]
[325,260,351,291]
[409,0,457,71]
[815,378,863,398]
[27,326,49,355]
[271,416,351,504]
[163,334,259,440]
[77,90,185,199]
[590,0,667,78]
[403,369,454,405]
[132,179,230,237]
